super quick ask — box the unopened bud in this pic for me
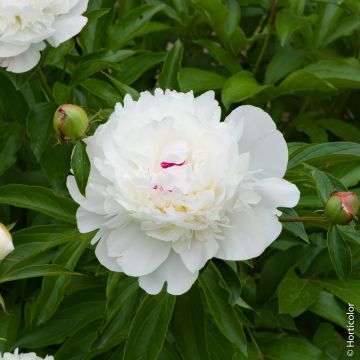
[325,192,359,225]
[53,104,89,140]
[0,224,14,261]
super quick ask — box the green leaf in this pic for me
[158,39,184,90]
[278,268,322,314]
[0,123,23,175]
[317,119,360,143]
[221,71,269,109]
[276,9,316,45]
[288,142,360,169]
[107,4,165,49]
[275,70,335,96]
[0,304,22,353]
[31,239,89,325]
[194,39,242,74]
[265,47,308,84]
[91,276,140,355]
[280,208,309,243]
[171,286,209,360]
[263,336,333,360]
[71,49,135,83]
[309,291,360,337]
[0,264,79,284]
[320,279,360,309]
[103,73,140,100]
[71,140,90,196]
[123,291,175,360]
[112,52,165,85]
[16,288,106,348]
[179,68,226,93]
[310,168,335,205]
[304,58,360,89]
[189,0,246,54]
[327,225,352,280]
[26,102,56,161]
[79,78,120,107]
[199,262,247,355]
[0,185,77,223]
[40,140,73,194]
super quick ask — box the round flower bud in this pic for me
[0,223,14,261]
[53,104,89,140]
[325,192,359,225]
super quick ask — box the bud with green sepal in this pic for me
[325,192,359,225]
[53,104,89,140]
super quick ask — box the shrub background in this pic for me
[0,0,360,359]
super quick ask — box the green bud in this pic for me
[325,192,359,225]
[53,104,89,140]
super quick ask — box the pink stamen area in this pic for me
[160,160,185,169]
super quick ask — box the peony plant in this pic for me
[67,89,300,295]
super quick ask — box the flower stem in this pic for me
[279,216,329,223]
[37,67,53,101]
[253,0,277,75]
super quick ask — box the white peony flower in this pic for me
[0,223,14,261]
[0,348,53,360]
[0,0,88,73]
[67,89,300,295]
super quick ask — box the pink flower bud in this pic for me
[325,192,359,225]
[53,104,89,140]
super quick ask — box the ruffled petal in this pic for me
[178,236,219,272]
[139,251,199,295]
[103,222,171,276]
[225,105,288,178]
[216,210,282,261]
[47,16,87,47]
[95,236,123,272]
[76,207,104,233]
[255,177,300,209]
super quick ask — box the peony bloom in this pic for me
[0,223,14,261]
[67,89,300,295]
[0,0,88,73]
[0,348,53,360]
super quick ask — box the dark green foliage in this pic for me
[0,0,359,359]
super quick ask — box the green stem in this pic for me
[246,328,264,360]
[253,0,277,75]
[37,67,53,101]
[279,216,329,223]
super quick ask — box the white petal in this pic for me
[76,207,104,233]
[66,176,86,206]
[225,105,288,178]
[216,210,282,261]
[178,235,219,272]
[0,42,29,57]
[255,177,300,209]
[105,222,171,276]
[95,236,123,272]
[193,90,221,124]
[1,43,44,73]
[47,16,87,47]
[139,251,198,295]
